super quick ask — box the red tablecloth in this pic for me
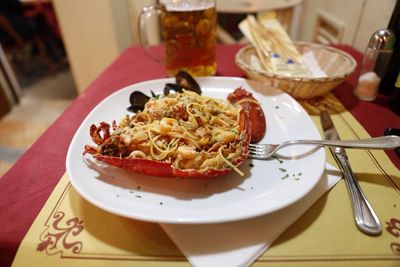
[0,44,399,267]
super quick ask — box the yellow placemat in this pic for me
[12,94,400,266]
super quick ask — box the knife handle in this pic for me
[334,153,382,235]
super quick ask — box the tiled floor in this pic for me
[0,67,77,176]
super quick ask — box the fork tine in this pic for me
[249,150,267,159]
[248,144,274,159]
[249,147,265,154]
[249,148,265,153]
[248,144,266,151]
[248,144,261,148]
[249,150,262,155]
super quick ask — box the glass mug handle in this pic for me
[138,5,163,63]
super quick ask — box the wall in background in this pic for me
[298,0,396,52]
[53,0,119,93]
[53,0,157,94]
[352,0,397,51]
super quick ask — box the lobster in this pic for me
[227,87,266,144]
[83,87,266,178]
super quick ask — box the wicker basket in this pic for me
[235,42,357,99]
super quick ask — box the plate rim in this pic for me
[66,76,325,224]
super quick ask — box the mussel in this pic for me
[127,91,150,112]
[163,83,184,95]
[127,70,202,112]
[164,70,202,95]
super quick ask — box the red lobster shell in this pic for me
[228,87,266,143]
[84,87,266,178]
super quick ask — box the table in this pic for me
[0,44,399,267]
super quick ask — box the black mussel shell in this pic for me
[127,104,145,113]
[128,91,150,112]
[175,70,202,95]
[127,72,201,112]
[164,83,183,95]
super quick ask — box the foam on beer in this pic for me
[160,0,215,11]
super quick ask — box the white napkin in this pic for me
[301,51,328,78]
[160,163,341,267]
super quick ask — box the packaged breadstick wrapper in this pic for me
[239,15,326,78]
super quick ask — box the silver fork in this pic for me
[249,135,400,159]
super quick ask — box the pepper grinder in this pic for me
[354,29,395,101]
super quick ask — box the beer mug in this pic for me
[139,0,217,77]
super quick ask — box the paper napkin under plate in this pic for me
[160,163,341,267]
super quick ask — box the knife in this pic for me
[320,111,382,235]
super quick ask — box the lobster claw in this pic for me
[228,87,266,143]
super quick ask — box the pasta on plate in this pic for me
[84,88,264,178]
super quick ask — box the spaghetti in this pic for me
[87,90,248,175]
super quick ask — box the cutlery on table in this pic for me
[248,135,400,159]
[320,111,381,235]
[248,111,394,235]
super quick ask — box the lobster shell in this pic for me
[84,88,264,178]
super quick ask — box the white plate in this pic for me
[66,77,325,224]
